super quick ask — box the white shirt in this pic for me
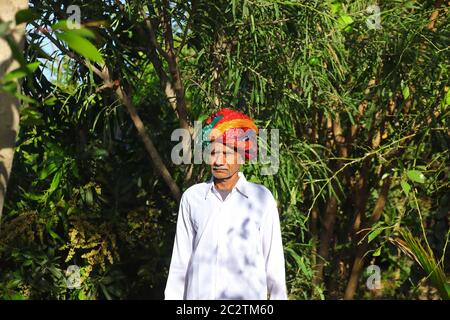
[165,172,288,300]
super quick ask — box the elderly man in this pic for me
[165,108,287,300]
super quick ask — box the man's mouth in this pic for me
[213,167,227,171]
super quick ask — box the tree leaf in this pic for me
[250,15,255,33]
[337,15,354,31]
[52,20,96,39]
[15,8,40,25]
[330,1,343,15]
[46,224,63,242]
[10,293,26,300]
[372,247,381,256]
[16,93,37,105]
[308,56,320,66]
[2,61,40,82]
[26,192,45,201]
[39,163,59,180]
[44,96,57,106]
[78,290,86,300]
[443,89,450,107]
[368,228,383,243]
[56,31,104,64]
[402,85,410,100]
[20,106,43,126]
[0,81,17,94]
[48,171,62,194]
[407,170,425,184]
[400,180,411,196]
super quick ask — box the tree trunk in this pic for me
[0,0,28,227]
[344,176,392,299]
[138,5,194,185]
[115,86,182,201]
[314,195,338,285]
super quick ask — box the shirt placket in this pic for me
[213,196,222,299]
[213,185,241,298]
[214,188,235,299]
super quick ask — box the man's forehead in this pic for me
[210,142,235,152]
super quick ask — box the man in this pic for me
[165,108,287,300]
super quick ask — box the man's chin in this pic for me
[212,170,231,179]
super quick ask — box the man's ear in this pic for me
[231,164,241,177]
[236,148,246,165]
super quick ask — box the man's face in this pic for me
[209,142,243,179]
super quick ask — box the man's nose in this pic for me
[213,153,225,166]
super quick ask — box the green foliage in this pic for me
[53,21,104,64]
[396,228,449,300]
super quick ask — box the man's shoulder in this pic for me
[181,181,210,200]
[242,180,277,204]
[244,180,272,194]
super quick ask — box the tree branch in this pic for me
[35,21,181,202]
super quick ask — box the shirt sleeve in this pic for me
[261,195,288,300]
[164,193,195,300]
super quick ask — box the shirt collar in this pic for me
[205,171,249,200]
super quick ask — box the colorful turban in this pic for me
[201,108,258,160]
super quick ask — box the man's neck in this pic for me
[214,171,240,190]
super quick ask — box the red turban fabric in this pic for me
[202,108,258,160]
